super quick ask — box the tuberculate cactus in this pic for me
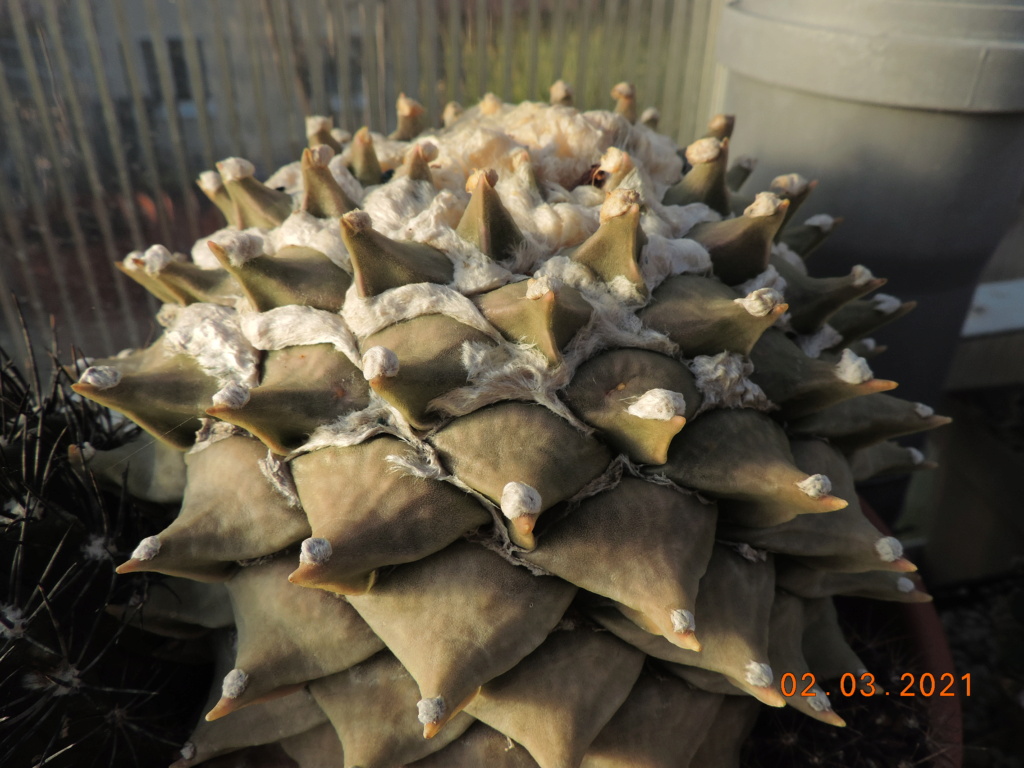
[63,84,949,767]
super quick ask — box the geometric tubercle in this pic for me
[687,193,790,286]
[349,127,384,187]
[301,145,357,217]
[570,189,648,298]
[639,273,788,357]
[217,157,293,230]
[663,137,730,216]
[456,168,527,263]
[340,211,454,298]
[471,277,593,365]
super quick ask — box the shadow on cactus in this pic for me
[59,81,950,767]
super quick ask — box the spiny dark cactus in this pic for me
[0,342,213,767]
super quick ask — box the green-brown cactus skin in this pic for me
[69,85,950,768]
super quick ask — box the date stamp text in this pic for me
[779,672,971,698]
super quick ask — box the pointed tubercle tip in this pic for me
[467,167,499,193]
[512,514,538,538]
[672,629,701,652]
[893,557,919,573]
[340,210,373,235]
[114,559,143,575]
[757,685,787,708]
[204,696,235,722]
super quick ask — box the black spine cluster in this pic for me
[0,340,209,768]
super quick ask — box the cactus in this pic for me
[61,86,950,767]
[0,343,214,767]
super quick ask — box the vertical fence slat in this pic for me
[258,0,293,155]
[499,0,513,101]
[550,0,569,86]
[260,0,294,119]
[527,0,540,99]
[0,276,30,369]
[386,0,404,120]
[263,0,306,158]
[0,150,45,365]
[403,0,420,101]
[659,0,691,141]
[142,0,202,246]
[176,0,217,170]
[622,0,645,95]
[0,149,46,324]
[9,1,115,352]
[78,0,146,252]
[679,0,711,140]
[474,0,487,97]
[41,0,141,347]
[385,0,401,111]
[374,2,388,130]
[643,0,667,116]
[574,0,593,108]
[110,0,174,246]
[595,0,618,103]
[358,0,380,130]
[277,0,312,121]
[239,3,276,172]
[206,0,248,163]
[356,1,375,128]
[301,0,328,116]
[446,0,462,106]
[421,0,440,126]
[695,0,728,131]
[0,52,79,348]
[328,0,356,131]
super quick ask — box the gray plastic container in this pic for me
[716,0,1024,406]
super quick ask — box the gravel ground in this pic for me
[937,567,1024,767]
[742,564,1024,768]
[744,597,935,767]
